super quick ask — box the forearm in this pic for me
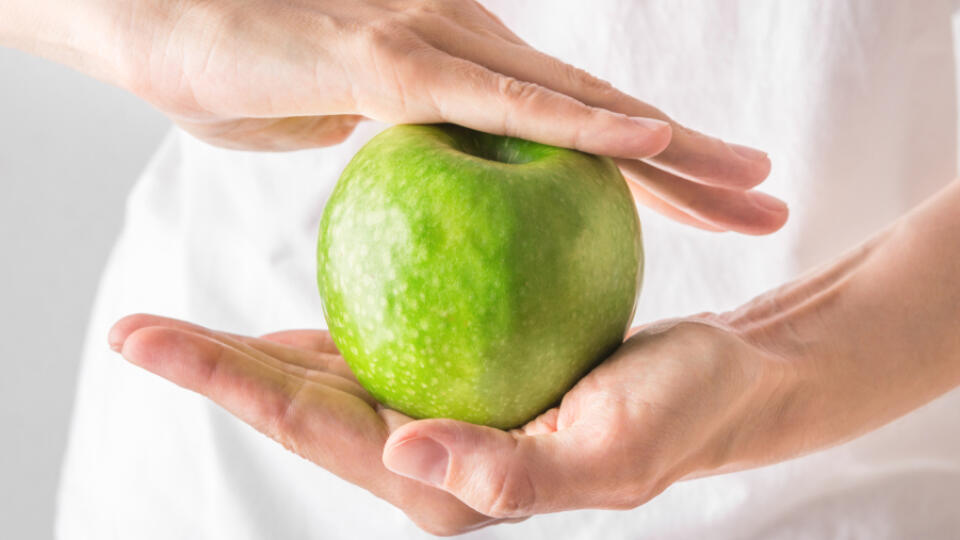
[730,179,960,460]
[0,0,180,90]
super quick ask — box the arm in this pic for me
[1,0,785,234]
[1,0,125,83]
[725,178,960,467]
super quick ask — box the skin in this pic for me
[109,179,960,535]
[1,0,787,234]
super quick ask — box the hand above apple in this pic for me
[12,0,786,234]
[107,312,798,535]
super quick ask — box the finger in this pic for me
[420,30,769,188]
[382,418,625,518]
[253,330,359,382]
[174,114,363,151]
[413,52,672,159]
[242,338,358,383]
[118,325,441,509]
[651,126,772,190]
[120,326,382,448]
[260,329,340,354]
[110,314,359,384]
[617,158,789,235]
[626,181,727,232]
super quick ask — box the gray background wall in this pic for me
[0,47,169,538]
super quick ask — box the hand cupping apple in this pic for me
[316,124,643,428]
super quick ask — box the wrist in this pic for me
[705,236,885,470]
[0,0,185,93]
[721,242,880,460]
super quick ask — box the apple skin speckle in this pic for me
[317,124,642,429]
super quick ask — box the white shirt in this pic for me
[56,1,960,538]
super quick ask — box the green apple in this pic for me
[317,124,642,429]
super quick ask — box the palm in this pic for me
[110,314,508,535]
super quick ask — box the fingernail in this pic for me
[109,342,122,353]
[385,437,449,487]
[729,143,768,162]
[749,191,788,213]
[629,116,671,132]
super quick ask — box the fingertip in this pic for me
[728,143,769,162]
[582,115,671,159]
[108,313,156,353]
[749,191,788,213]
[724,144,772,189]
[117,326,163,368]
[738,192,790,235]
[119,326,209,373]
[763,201,790,233]
[627,117,672,157]
[382,418,457,484]
[745,153,773,186]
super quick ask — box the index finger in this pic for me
[412,51,672,159]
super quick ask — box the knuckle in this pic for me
[393,0,465,33]
[401,0,452,18]
[568,108,601,149]
[354,13,426,54]
[495,77,547,136]
[542,53,619,101]
[356,20,399,50]
[572,66,617,97]
[497,76,542,105]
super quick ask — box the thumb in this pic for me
[382,418,617,518]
